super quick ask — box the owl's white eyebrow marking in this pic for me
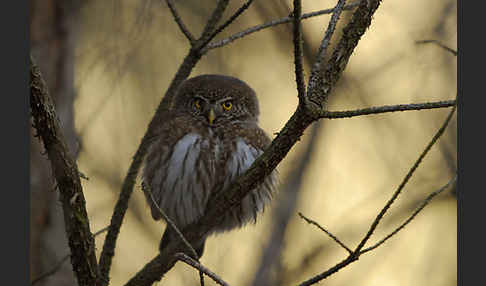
[216,97,233,103]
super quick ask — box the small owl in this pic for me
[142,74,278,257]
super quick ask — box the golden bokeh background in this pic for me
[53,0,456,285]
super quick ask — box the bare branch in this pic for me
[416,39,457,56]
[30,54,100,286]
[165,0,195,44]
[306,0,347,110]
[198,0,230,45]
[321,99,456,119]
[206,2,361,50]
[354,104,457,252]
[292,0,307,102]
[31,256,70,286]
[311,0,347,75]
[298,212,352,254]
[175,253,229,286]
[201,0,254,51]
[298,102,457,286]
[361,175,457,254]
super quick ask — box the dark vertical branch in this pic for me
[292,0,306,102]
[30,1,83,285]
[30,55,99,286]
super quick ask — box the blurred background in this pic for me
[30,0,457,285]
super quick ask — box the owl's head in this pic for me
[172,74,260,127]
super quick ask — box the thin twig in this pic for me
[298,212,353,254]
[298,103,457,286]
[292,0,307,102]
[201,0,254,51]
[354,104,457,252]
[142,182,199,259]
[165,0,195,44]
[321,99,456,119]
[312,0,347,71]
[31,226,109,285]
[306,0,347,109]
[31,256,70,286]
[206,2,361,50]
[198,0,230,45]
[175,253,229,286]
[416,40,457,56]
[360,175,457,254]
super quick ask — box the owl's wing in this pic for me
[141,115,203,221]
[212,123,278,232]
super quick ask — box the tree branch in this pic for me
[292,0,306,103]
[416,39,457,56]
[320,99,456,119]
[31,226,109,286]
[206,2,361,50]
[175,253,229,286]
[30,54,99,286]
[200,0,254,50]
[360,175,457,254]
[165,0,195,44]
[298,103,457,286]
[298,212,352,254]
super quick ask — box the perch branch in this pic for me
[175,253,229,286]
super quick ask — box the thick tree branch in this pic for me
[30,54,99,286]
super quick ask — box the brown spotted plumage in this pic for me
[142,74,278,257]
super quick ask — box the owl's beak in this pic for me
[207,108,216,125]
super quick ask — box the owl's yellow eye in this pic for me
[194,99,201,109]
[222,101,232,111]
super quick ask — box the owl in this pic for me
[142,74,278,257]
